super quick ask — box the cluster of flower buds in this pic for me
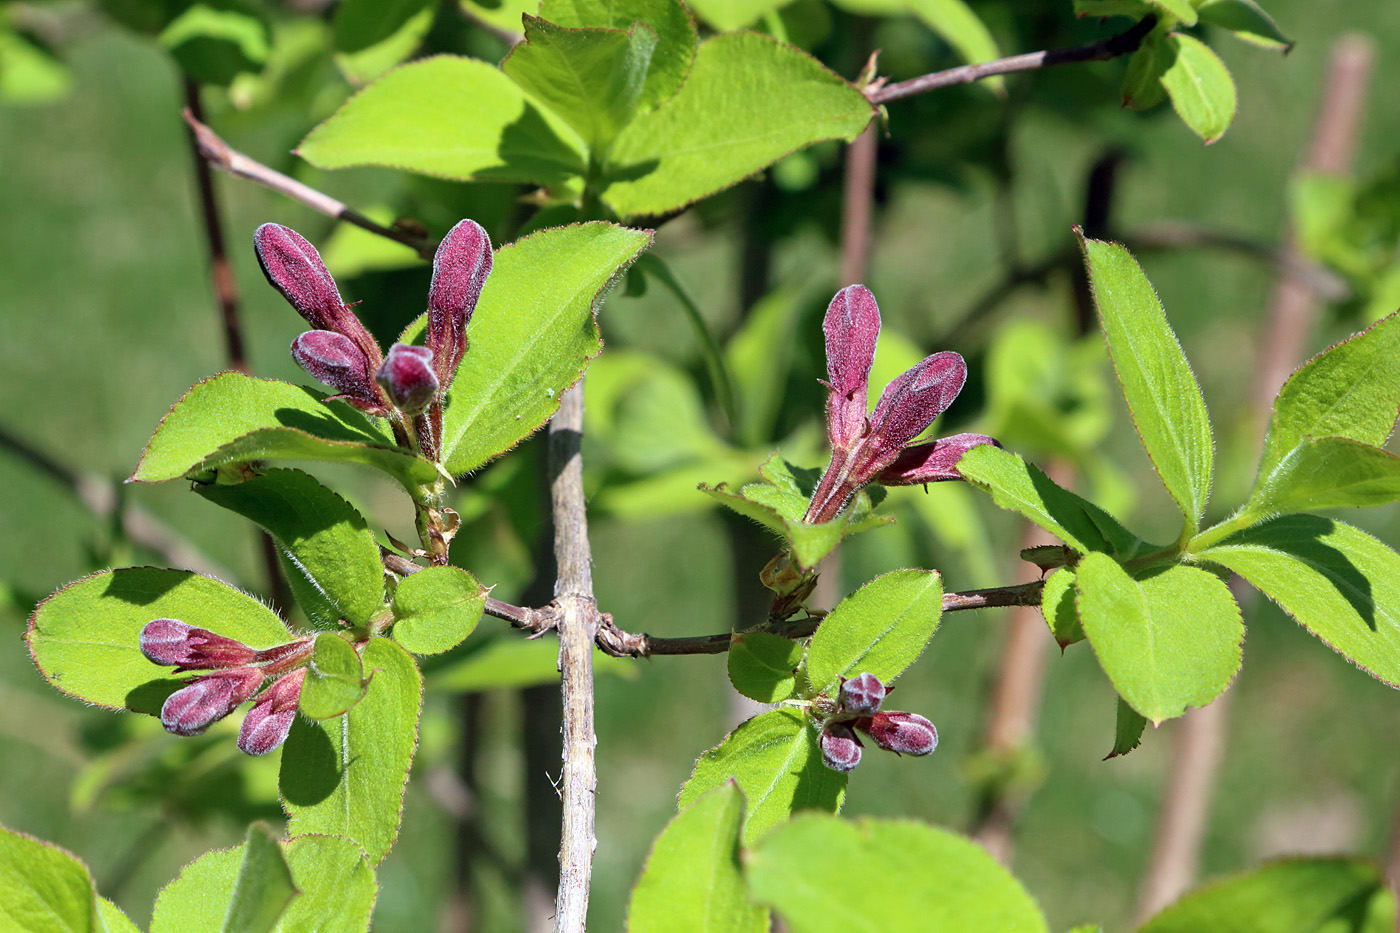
[253,218,493,461]
[805,285,999,523]
[139,619,314,756]
[819,671,938,773]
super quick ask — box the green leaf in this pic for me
[151,835,377,933]
[906,0,1001,88]
[1196,514,1400,688]
[728,632,803,703]
[679,709,845,846]
[745,816,1050,933]
[0,28,73,105]
[333,0,438,85]
[1074,0,1195,23]
[1135,858,1394,933]
[806,570,942,694]
[628,784,769,933]
[1076,554,1242,724]
[1078,233,1214,530]
[1243,437,1400,520]
[1195,0,1293,50]
[1106,696,1147,759]
[299,634,369,721]
[27,568,292,713]
[1121,34,1168,110]
[1042,568,1084,648]
[501,17,657,153]
[601,33,874,219]
[196,469,385,627]
[297,55,588,186]
[957,445,1144,558]
[158,1,271,87]
[97,899,141,933]
[0,825,102,933]
[281,638,422,863]
[1160,33,1237,144]
[538,0,696,111]
[391,566,486,655]
[130,373,437,494]
[1150,0,1197,23]
[1255,311,1400,487]
[431,223,653,476]
[685,0,790,31]
[425,636,637,692]
[725,287,804,448]
[221,824,297,933]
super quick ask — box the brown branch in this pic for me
[869,15,1156,105]
[181,110,435,261]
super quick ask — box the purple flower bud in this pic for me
[858,711,938,756]
[820,721,863,773]
[254,224,351,334]
[140,618,257,671]
[839,672,886,715]
[866,352,967,455]
[238,668,306,756]
[823,285,881,451]
[376,343,439,415]
[428,219,493,389]
[291,330,388,414]
[160,667,265,737]
[875,433,1000,486]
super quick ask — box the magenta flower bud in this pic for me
[858,711,938,756]
[291,330,388,414]
[254,223,352,334]
[140,618,258,671]
[820,721,863,773]
[160,667,265,737]
[427,219,493,389]
[839,672,886,715]
[823,285,881,451]
[875,433,1000,487]
[376,343,439,415]
[237,667,306,756]
[866,352,967,455]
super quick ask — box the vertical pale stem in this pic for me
[549,383,598,933]
[1134,35,1373,924]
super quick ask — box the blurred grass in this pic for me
[2,2,1400,931]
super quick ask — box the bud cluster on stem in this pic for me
[819,671,939,773]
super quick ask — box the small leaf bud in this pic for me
[238,668,307,756]
[820,721,864,773]
[160,667,265,737]
[859,711,938,757]
[839,672,886,715]
[376,343,440,415]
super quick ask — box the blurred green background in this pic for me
[2,0,1399,929]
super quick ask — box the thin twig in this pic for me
[181,110,435,261]
[1135,35,1374,924]
[547,383,600,933]
[869,15,1156,105]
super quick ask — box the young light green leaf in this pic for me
[683,0,789,31]
[679,709,845,846]
[728,632,803,703]
[98,899,141,933]
[1042,568,1084,649]
[1243,437,1400,521]
[151,834,377,933]
[806,570,942,694]
[431,223,653,476]
[1150,0,1197,24]
[390,565,486,655]
[299,634,368,721]
[426,636,638,692]
[1255,311,1400,485]
[297,56,588,186]
[957,445,1144,558]
[281,638,422,863]
[1196,514,1400,687]
[158,2,271,86]
[1195,0,1293,51]
[1121,34,1168,110]
[0,825,103,933]
[196,469,385,628]
[601,33,874,218]
[628,784,769,933]
[221,823,297,933]
[1160,33,1237,144]
[130,373,437,493]
[1076,555,1242,724]
[1136,857,1394,933]
[333,0,438,85]
[27,568,292,713]
[0,28,72,104]
[1077,233,1214,530]
[745,816,1050,933]
[700,482,892,572]
[538,0,697,111]
[1106,696,1147,759]
[502,17,657,153]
